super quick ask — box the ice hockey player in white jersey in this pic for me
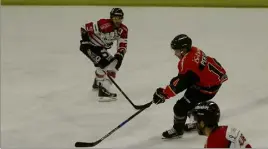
[79,8,128,102]
[193,101,252,148]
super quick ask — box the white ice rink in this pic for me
[1,6,268,148]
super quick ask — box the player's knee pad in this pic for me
[95,68,113,90]
[95,68,106,81]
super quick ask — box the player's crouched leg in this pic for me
[162,97,194,139]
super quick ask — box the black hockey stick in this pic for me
[75,104,151,147]
[106,74,152,110]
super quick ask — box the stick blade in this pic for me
[75,142,97,147]
[134,102,152,110]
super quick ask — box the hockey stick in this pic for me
[75,104,151,147]
[106,74,152,110]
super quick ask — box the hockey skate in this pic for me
[162,127,184,139]
[92,78,99,90]
[98,84,117,102]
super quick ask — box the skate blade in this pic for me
[161,135,183,140]
[98,97,117,102]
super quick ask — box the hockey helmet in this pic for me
[193,101,220,135]
[170,34,192,51]
[110,8,124,19]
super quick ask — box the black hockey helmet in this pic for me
[170,34,192,51]
[193,101,220,127]
[110,8,124,19]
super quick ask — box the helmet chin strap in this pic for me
[197,123,206,135]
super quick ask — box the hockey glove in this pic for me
[153,88,168,104]
[80,28,91,48]
[80,27,90,41]
[114,51,124,70]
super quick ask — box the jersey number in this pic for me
[208,60,224,80]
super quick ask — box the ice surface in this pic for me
[1,6,268,148]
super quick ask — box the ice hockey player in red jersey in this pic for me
[152,34,228,139]
[79,8,128,102]
[193,101,252,148]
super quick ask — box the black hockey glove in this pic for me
[114,52,124,70]
[153,88,168,105]
[80,28,90,41]
[80,28,91,48]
